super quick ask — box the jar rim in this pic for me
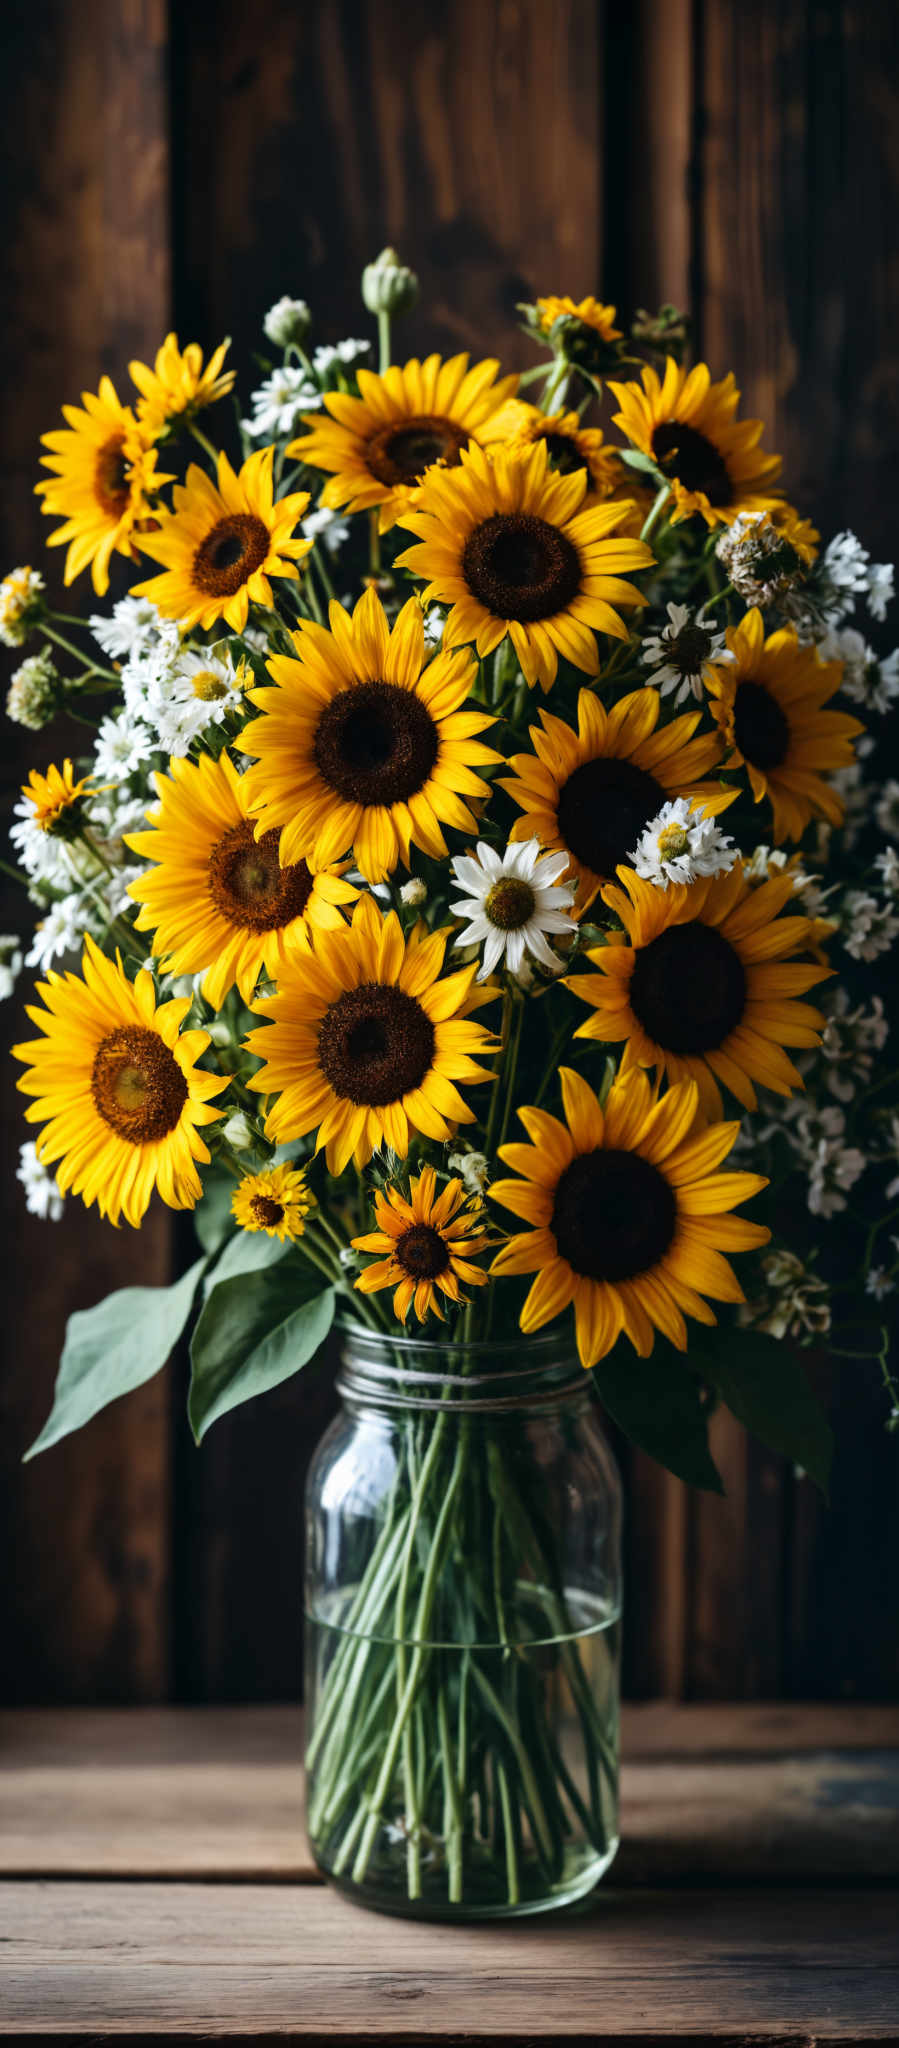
[336,1317,588,1411]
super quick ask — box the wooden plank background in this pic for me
[1,0,897,1706]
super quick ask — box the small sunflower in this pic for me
[288,352,520,533]
[506,407,624,495]
[703,608,864,843]
[244,891,496,1174]
[231,1162,315,1242]
[500,686,736,909]
[352,1166,491,1323]
[240,586,499,884]
[129,333,235,430]
[396,441,653,692]
[567,862,832,1118]
[22,759,97,835]
[131,448,311,633]
[13,936,226,1227]
[36,377,172,596]
[536,297,622,344]
[125,751,357,1010]
[490,1065,769,1368]
[608,358,782,528]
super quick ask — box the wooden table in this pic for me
[2,1704,898,2040]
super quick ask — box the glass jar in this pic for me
[304,1324,623,1920]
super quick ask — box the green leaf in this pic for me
[194,1170,237,1254]
[188,1262,335,1441]
[203,1226,290,1296]
[593,1343,723,1492]
[697,1326,833,1496]
[25,1258,206,1461]
[617,447,663,477]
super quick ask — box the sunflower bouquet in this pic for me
[4,253,898,1911]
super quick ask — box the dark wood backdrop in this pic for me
[2,0,897,1706]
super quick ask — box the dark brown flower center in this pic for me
[652,421,733,506]
[551,1148,677,1282]
[313,681,438,807]
[365,414,469,487]
[317,982,435,1105]
[668,623,713,676]
[461,513,582,621]
[94,435,131,519]
[732,678,790,770]
[91,1025,188,1143]
[629,922,747,1053]
[556,757,666,878]
[396,1222,450,1280]
[193,514,270,596]
[251,1194,285,1228]
[541,431,583,475]
[484,877,536,930]
[206,822,314,932]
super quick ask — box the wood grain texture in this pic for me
[0,0,174,1706]
[2,1880,898,2039]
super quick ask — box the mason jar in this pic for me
[304,1324,623,1919]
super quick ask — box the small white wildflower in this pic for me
[822,530,872,607]
[263,296,311,349]
[25,894,88,972]
[301,505,351,554]
[640,601,732,705]
[6,648,59,730]
[840,888,899,962]
[312,339,370,384]
[93,710,155,779]
[817,990,889,1101]
[738,1249,831,1343]
[399,877,427,908]
[793,1103,866,1218]
[449,839,577,982]
[243,364,320,439]
[221,1110,258,1152]
[743,843,790,885]
[874,846,899,894]
[447,1148,490,1198]
[819,626,899,713]
[875,779,899,837]
[90,595,166,662]
[866,1266,895,1302]
[0,933,23,1000]
[0,566,44,647]
[867,562,894,622]
[10,797,72,887]
[631,798,737,889]
[17,1140,65,1221]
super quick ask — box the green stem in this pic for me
[377,309,392,375]
[540,357,570,415]
[43,622,118,682]
[368,511,382,577]
[189,422,221,466]
[639,483,671,544]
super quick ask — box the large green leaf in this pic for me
[697,1326,833,1496]
[203,1225,290,1295]
[188,1262,334,1441]
[25,1258,206,1461]
[193,1170,237,1254]
[594,1343,723,1492]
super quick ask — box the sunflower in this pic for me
[129,333,235,430]
[22,758,97,834]
[506,407,624,495]
[536,297,622,344]
[500,686,736,909]
[125,751,358,1009]
[244,891,496,1174]
[703,608,864,842]
[396,441,653,692]
[288,352,521,532]
[490,1065,769,1368]
[608,358,783,528]
[352,1166,491,1323]
[567,862,832,1118]
[240,586,499,884]
[231,1162,315,1242]
[131,448,311,632]
[36,377,171,596]
[12,936,226,1227]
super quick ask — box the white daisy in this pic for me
[144,644,245,756]
[0,933,23,1000]
[302,505,351,554]
[449,838,577,982]
[17,1140,65,1222]
[311,339,370,384]
[25,893,89,971]
[867,561,894,622]
[90,595,167,662]
[640,602,733,705]
[243,365,320,439]
[631,798,737,889]
[93,710,155,780]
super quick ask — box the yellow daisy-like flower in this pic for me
[765,502,820,564]
[231,1162,315,1242]
[500,687,736,909]
[240,586,499,884]
[703,609,863,843]
[244,891,496,1175]
[125,751,358,1010]
[352,1166,490,1324]
[131,448,311,633]
[491,1065,769,1369]
[567,863,832,1119]
[13,936,226,1227]
[608,358,783,528]
[36,377,172,596]
[22,758,96,833]
[506,407,624,496]
[129,333,235,430]
[396,441,653,692]
[536,297,622,344]
[288,352,520,533]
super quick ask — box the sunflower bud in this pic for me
[362,248,419,319]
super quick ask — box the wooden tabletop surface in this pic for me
[2,1703,898,2040]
